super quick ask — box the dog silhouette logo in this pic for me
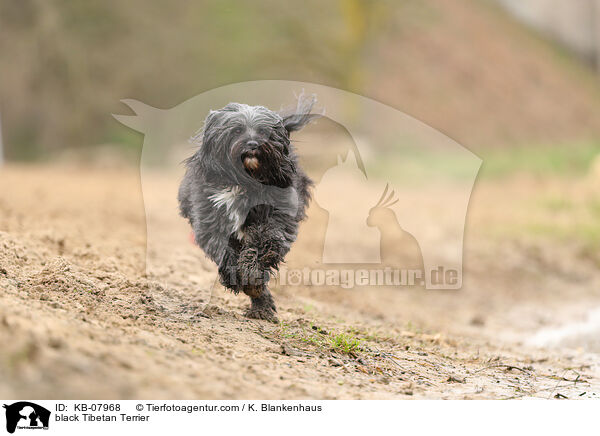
[3,402,50,434]
[114,80,481,295]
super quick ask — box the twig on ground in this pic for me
[472,364,533,375]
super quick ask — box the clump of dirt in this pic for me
[30,257,101,294]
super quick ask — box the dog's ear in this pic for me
[280,92,320,133]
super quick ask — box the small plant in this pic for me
[329,333,363,355]
[279,321,298,339]
[278,322,366,355]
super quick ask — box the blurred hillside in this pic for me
[496,0,600,67]
[1,0,600,160]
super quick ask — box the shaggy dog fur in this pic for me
[178,94,317,322]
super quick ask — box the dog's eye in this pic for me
[232,127,243,135]
[257,127,270,136]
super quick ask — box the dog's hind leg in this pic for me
[243,285,278,323]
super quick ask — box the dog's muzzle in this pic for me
[241,141,260,171]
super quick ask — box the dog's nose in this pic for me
[246,140,259,149]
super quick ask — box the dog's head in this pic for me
[195,94,318,188]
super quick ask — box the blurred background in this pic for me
[2,0,600,166]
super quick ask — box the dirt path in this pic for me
[1,165,599,399]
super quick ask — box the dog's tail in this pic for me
[280,91,321,133]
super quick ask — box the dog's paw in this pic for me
[245,306,279,323]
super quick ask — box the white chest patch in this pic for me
[208,185,242,210]
[209,186,244,237]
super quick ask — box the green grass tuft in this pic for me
[329,333,363,355]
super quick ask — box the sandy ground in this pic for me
[1,164,600,399]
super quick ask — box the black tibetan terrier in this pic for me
[178,94,317,322]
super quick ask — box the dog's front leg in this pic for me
[237,229,282,323]
[217,236,244,293]
[218,234,278,322]
[235,207,291,323]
